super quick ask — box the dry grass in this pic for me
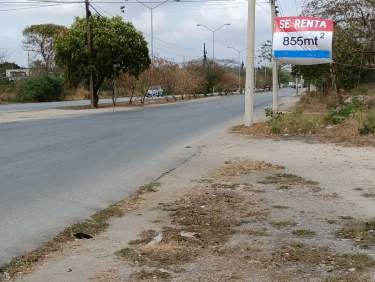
[335,219,375,249]
[269,220,298,229]
[231,123,272,137]
[128,269,172,281]
[292,229,316,238]
[361,192,375,198]
[272,205,289,210]
[273,242,375,271]
[324,274,371,282]
[0,182,160,281]
[116,161,262,273]
[215,160,283,178]
[258,173,319,187]
[241,228,269,237]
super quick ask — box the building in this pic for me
[5,69,30,81]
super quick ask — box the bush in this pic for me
[266,110,325,135]
[17,75,64,102]
[358,110,375,135]
[326,98,362,124]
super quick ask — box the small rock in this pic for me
[145,233,163,247]
[180,231,198,239]
[349,268,356,272]
[327,266,334,272]
[67,268,73,272]
[0,272,10,281]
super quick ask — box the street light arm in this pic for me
[153,0,172,9]
[196,24,214,32]
[214,23,231,32]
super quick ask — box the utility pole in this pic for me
[203,42,207,66]
[85,0,95,108]
[271,0,279,112]
[245,0,256,126]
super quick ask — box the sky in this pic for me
[0,0,304,67]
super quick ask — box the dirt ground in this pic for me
[3,114,374,281]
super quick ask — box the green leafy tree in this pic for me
[55,16,150,107]
[23,24,67,73]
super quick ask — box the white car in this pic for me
[146,85,164,97]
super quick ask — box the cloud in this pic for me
[0,0,301,66]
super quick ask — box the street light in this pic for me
[126,0,178,61]
[196,23,231,64]
[227,46,245,94]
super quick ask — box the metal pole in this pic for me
[151,8,154,61]
[245,0,256,126]
[212,31,215,64]
[237,51,242,93]
[271,0,279,112]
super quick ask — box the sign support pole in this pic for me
[244,0,256,127]
[271,0,279,112]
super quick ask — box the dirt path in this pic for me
[5,120,374,281]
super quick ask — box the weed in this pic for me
[292,229,316,238]
[272,205,289,209]
[273,242,375,271]
[259,173,318,187]
[358,109,375,135]
[362,192,375,198]
[215,160,283,177]
[241,228,268,236]
[267,111,326,135]
[0,181,159,280]
[326,98,362,125]
[335,219,375,248]
[129,269,172,281]
[270,220,298,229]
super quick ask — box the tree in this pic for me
[301,0,375,90]
[23,24,66,73]
[258,40,272,65]
[55,16,150,107]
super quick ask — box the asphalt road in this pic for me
[0,89,293,266]
[0,97,131,113]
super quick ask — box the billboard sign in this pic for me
[273,16,334,65]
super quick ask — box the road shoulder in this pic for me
[8,112,375,282]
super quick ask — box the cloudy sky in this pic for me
[0,0,304,67]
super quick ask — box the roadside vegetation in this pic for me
[233,0,375,147]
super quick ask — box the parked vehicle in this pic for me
[146,85,164,97]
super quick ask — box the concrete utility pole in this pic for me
[244,0,256,126]
[85,0,95,108]
[227,46,244,94]
[271,0,279,112]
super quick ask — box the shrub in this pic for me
[16,75,64,102]
[326,98,362,124]
[266,110,325,135]
[358,109,375,135]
